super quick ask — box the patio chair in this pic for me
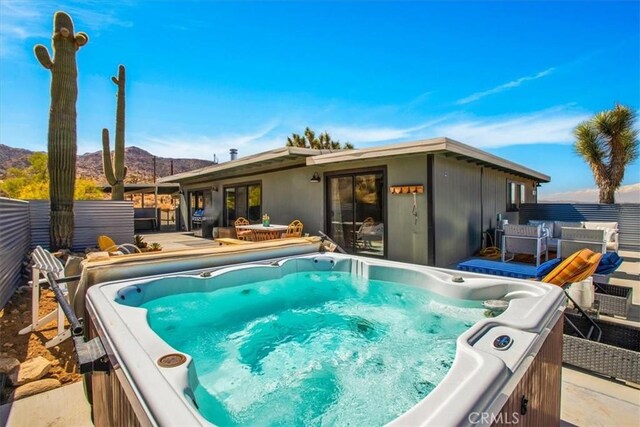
[542,249,603,341]
[355,217,375,248]
[557,227,606,258]
[234,217,252,241]
[283,219,304,238]
[501,224,548,267]
[98,235,141,254]
[19,246,83,348]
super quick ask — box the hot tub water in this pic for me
[141,270,485,426]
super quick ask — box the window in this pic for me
[224,182,261,225]
[507,181,526,211]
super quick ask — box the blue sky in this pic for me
[1,0,638,198]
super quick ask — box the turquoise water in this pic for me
[141,271,485,426]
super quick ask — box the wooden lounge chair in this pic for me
[98,235,141,254]
[234,217,252,241]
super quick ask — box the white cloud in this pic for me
[130,123,282,160]
[456,68,555,105]
[540,183,640,203]
[0,0,132,57]
[318,107,587,149]
[431,107,589,148]
[323,116,454,145]
[0,1,45,57]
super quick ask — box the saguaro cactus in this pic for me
[34,11,88,250]
[102,65,127,200]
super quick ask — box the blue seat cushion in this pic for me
[457,258,562,280]
[595,252,623,275]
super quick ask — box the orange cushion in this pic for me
[97,235,116,251]
[542,249,602,287]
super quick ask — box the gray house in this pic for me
[159,137,549,267]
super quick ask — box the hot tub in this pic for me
[85,252,565,426]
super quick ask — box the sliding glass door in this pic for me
[326,170,385,257]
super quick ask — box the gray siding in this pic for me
[0,198,30,308]
[182,155,430,265]
[29,200,135,251]
[432,155,482,267]
[183,153,537,268]
[519,203,640,250]
[433,155,537,267]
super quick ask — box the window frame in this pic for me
[223,181,262,226]
[506,180,526,212]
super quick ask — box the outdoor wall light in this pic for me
[310,172,322,183]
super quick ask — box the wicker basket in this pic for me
[594,284,632,318]
[563,313,640,383]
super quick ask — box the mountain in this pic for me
[0,144,214,183]
[539,183,640,204]
[0,144,41,176]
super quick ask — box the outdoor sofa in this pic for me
[527,220,619,252]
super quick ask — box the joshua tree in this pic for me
[34,11,88,250]
[286,127,354,150]
[102,65,128,200]
[573,104,638,204]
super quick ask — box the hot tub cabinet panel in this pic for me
[88,306,152,427]
[85,252,565,426]
[491,315,563,427]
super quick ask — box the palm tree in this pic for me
[286,127,354,150]
[573,104,638,204]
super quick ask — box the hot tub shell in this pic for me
[85,249,565,427]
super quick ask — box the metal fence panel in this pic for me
[29,200,50,250]
[0,198,30,308]
[29,200,135,251]
[519,203,640,250]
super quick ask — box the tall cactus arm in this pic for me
[75,32,89,48]
[34,45,53,69]
[102,128,117,185]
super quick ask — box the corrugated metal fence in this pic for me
[29,200,135,251]
[520,203,640,250]
[0,198,31,307]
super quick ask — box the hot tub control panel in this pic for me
[473,326,537,372]
[492,335,513,350]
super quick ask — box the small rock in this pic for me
[0,356,20,374]
[3,343,14,348]
[10,378,62,401]
[10,309,19,315]
[18,304,27,309]
[10,356,52,386]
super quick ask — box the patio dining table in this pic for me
[236,223,288,241]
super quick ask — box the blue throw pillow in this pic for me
[595,252,623,275]
[536,258,562,279]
